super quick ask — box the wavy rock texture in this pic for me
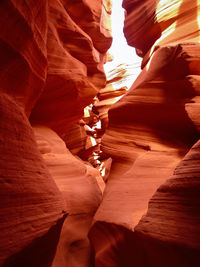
[0,0,111,135]
[0,94,66,267]
[3,0,200,266]
[89,42,200,266]
[94,65,129,135]
[33,126,104,267]
[89,139,200,267]
[123,0,200,58]
[64,0,112,53]
[0,0,48,115]
[88,0,200,264]
[30,0,112,135]
[134,139,200,267]
[0,0,111,266]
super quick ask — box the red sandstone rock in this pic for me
[89,43,200,266]
[30,0,112,136]
[0,0,48,115]
[123,0,200,58]
[62,123,88,155]
[0,0,112,136]
[3,0,200,266]
[94,64,133,136]
[123,0,161,56]
[64,0,112,53]
[88,2,200,263]
[0,94,66,266]
[134,139,200,266]
[0,1,112,266]
[33,126,104,266]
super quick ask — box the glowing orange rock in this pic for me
[30,0,112,135]
[89,43,200,266]
[123,0,200,58]
[0,0,112,266]
[33,126,104,267]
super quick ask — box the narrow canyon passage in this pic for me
[0,1,200,267]
[70,0,142,178]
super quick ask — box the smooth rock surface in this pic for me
[123,0,200,58]
[134,139,200,267]
[89,43,200,266]
[0,0,48,115]
[0,94,66,267]
[30,0,112,135]
[0,0,112,135]
[64,0,112,53]
[33,126,104,267]
[0,1,112,265]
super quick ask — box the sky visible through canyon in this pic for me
[104,0,142,88]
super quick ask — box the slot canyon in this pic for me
[1,0,200,266]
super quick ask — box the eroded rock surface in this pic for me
[1,0,200,266]
[0,0,111,266]
[33,126,104,267]
[0,0,48,115]
[89,37,200,267]
[0,94,66,267]
[30,0,112,135]
[135,139,200,267]
[123,0,200,58]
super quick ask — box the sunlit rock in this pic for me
[2,0,200,266]
[0,0,112,266]
[33,126,104,267]
[90,42,200,266]
[64,0,112,53]
[134,139,200,266]
[123,0,200,59]
[30,0,112,135]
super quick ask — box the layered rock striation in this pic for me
[30,0,112,135]
[89,1,200,266]
[1,0,200,266]
[123,0,200,58]
[0,0,48,115]
[0,0,112,134]
[134,139,200,267]
[0,94,66,266]
[33,126,104,267]
[0,0,111,266]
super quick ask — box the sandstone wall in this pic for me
[33,126,104,267]
[0,0,111,266]
[123,0,200,58]
[0,94,66,266]
[89,1,200,266]
[2,0,200,266]
[30,0,112,135]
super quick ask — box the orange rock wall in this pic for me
[0,0,48,115]
[0,0,112,134]
[0,94,66,266]
[2,0,200,266]
[0,0,111,266]
[89,1,200,266]
[30,0,112,135]
[33,126,104,267]
[123,0,200,58]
